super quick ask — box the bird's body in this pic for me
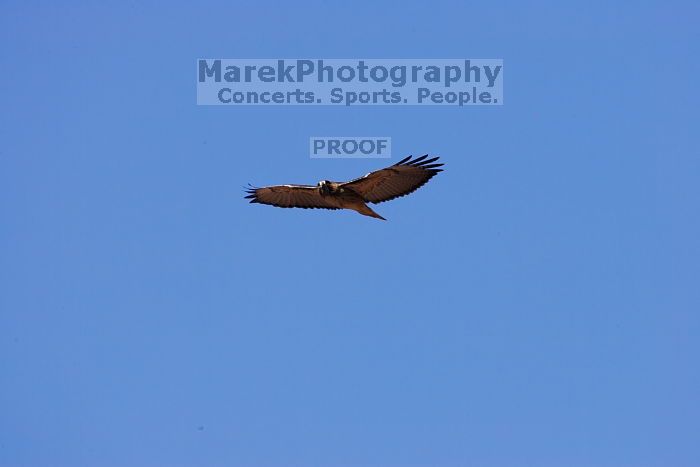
[316,181,387,219]
[245,155,443,220]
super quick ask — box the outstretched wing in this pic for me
[341,155,443,204]
[244,184,340,210]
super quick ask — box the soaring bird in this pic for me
[245,155,443,220]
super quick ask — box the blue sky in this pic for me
[1,1,698,466]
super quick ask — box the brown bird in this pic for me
[245,155,443,220]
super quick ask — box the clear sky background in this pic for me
[1,1,698,466]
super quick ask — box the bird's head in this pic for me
[318,180,332,195]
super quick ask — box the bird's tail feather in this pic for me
[356,204,386,221]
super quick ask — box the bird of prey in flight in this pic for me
[245,155,443,220]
